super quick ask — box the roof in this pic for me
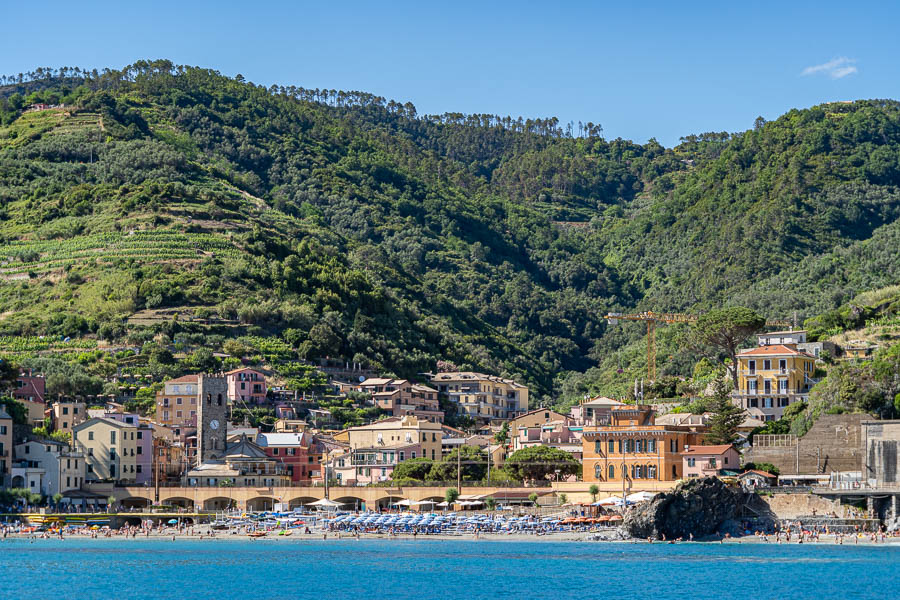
[166,375,199,384]
[512,408,565,421]
[225,367,265,375]
[358,378,400,386]
[410,384,438,393]
[581,396,625,407]
[0,406,11,420]
[759,330,806,336]
[740,469,778,479]
[73,417,136,431]
[224,435,270,459]
[683,444,735,455]
[430,371,527,389]
[737,345,815,358]
[256,432,308,447]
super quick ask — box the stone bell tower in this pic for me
[197,374,228,466]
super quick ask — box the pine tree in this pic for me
[705,380,744,445]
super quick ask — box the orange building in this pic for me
[582,405,704,484]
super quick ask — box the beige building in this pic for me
[357,378,443,422]
[155,375,200,429]
[429,372,529,422]
[19,398,47,428]
[570,396,626,425]
[345,416,443,462]
[51,401,86,435]
[72,417,144,483]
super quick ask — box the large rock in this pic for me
[622,477,741,539]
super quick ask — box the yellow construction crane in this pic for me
[605,311,796,381]
[605,312,697,381]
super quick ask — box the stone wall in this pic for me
[756,493,842,519]
[746,414,872,475]
[864,420,900,486]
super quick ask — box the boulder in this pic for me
[622,477,741,539]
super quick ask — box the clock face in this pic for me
[210,419,219,430]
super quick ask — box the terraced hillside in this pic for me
[2,60,900,402]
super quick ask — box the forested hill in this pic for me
[1,60,900,402]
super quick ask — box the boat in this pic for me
[248,531,267,538]
[278,530,292,536]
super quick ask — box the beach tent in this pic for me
[309,498,344,508]
[596,496,625,506]
[626,492,658,503]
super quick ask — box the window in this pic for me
[136,465,142,473]
[594,441,602,454]
[73,407,78,415]
[608,465,615,479]
[136,431,142,440]
[177,398,182,405]
[647,439,656,453]
[109,448,116,460]
[88,431,94,441]
[748,360,756,374]
[411,451,416,459]
[88,448,93,456]
[176,410,183,418]
[594,464,602,479]
[779,359,787,373]
[608,439,615,453]
[87,464,93,473]
[63,407,69,415]
[724,456,729,465]
[647,465,657,479]
[273,448,279,456]
[687,458,696,467]
[709,458,717,468]
[110,431,116,445]
[136,446,142,455]
[763,359,771,370]
[66,476,71,487]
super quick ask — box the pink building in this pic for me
[14,370,46,403]
[226,368,267,405]
[682,444,740,478]
[332,443,422,485]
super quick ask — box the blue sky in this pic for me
[2,0,898,146]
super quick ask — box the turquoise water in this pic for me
[1,538,897,600]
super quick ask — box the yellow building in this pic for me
[155,375,199,430]
[429,372,529,422]
[732,344,816,421]
[345,416,443,462]
[51,401,86,435]
[72,417,145,483]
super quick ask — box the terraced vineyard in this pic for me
[0,230,240,275]
[0,335,98,353]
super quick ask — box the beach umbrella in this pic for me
[167,519,178,525]
[626,491,658,503]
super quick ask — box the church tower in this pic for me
[197,374,228,465]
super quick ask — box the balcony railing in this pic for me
[740,368,796,376]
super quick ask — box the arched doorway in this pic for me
[375,496,404,510]
[162,497,194,510]
[332,496,367,512]
[120,497,151,510]
[288,496,319,510]
[203,497,235,511]
[246,497,276,512]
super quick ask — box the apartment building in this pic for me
[0,407,11,486]
[14,369,46,403]
[255,432,318,483]
[50,401,86,435]
[732,344,817,421]
[357,378,443,422]
[72,417,151,484]
[429,372,529,422]
[226,368,267,405]
[155,375,199,429]
[582,405,704,484]
[12,439,85,496]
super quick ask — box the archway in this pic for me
[120,497,150,510]
[374,496,404,511]
[11,475,24,487]
[332,496,367,512]
[161,496,195,510]
[246,496,277,512]
[288,496,319,510]
[203,496,235,511]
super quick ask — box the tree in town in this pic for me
[52,493,63,511]
[689,307,765,388]
[484,496,497,511]
[428,446,487,482]
[391,457,434,482]
[444,487,459,505]
[588,485,599,502]
[558,493,568,505]
[494,422,510,444]
[107,496,117,512]
[0,398,27,425]
[502,446,580,482]
[528,492,539,506]
[743,462,780,476]
[704,379,745,445]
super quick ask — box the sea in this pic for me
[1,538,897,600]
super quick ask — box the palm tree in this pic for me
[589,485,599,503]
[52,493,63,512]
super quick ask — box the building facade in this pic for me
[344,416,443,462]
[357,378,443,422]
[226,368,267,405]
[429,372,529,422]
[73,417,150,484]
[51,401,86,435]
[682,444,740,478]
[256,432,317,483]
[732,344,817,421]
[155,375,199,429]
[0,407,11,486]
[12,439,85,496]
[582,406,704,484]
[14,370,46,403]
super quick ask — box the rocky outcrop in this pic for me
[622,477,741,539]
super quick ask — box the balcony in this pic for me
[740,368,795,376]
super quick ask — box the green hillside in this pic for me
[2,60,900,402]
